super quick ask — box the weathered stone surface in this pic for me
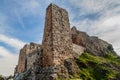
[14,3,119,80]
[71,26,116,56]
[40,3,74,79]
[64,58,80,77]
[17,42,41,73]
[73,43,85,56]
[42,3,73,67]
[15,4,79,80]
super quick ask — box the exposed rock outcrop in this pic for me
[71,26,116,56]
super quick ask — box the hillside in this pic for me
[76,52,120,80]
[71,27,120,80]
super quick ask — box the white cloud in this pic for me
[69,0,120,16]
[0,46,18,76]
[0,46,13,58]
[0,35,25,76]
[0,34,26,50]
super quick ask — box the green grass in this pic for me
[76,52,120,80]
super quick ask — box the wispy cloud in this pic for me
[14,9,25,29]
[0,13,14,35]
[0,13,8,34]
[12,0,44,16]
[0,34,26,50]
[69,0,120,16]
[0,46,13,58]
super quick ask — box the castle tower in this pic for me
[42,3,73,67]
[14,4,79,80]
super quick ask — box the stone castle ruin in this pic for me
[14,3,115,80]
[14,4,84,80]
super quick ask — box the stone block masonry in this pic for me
[14,3,118,80]
[42,3,73,67]
[17,43,41,73]
[14,3,80,80]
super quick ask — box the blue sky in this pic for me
[0,0,120,76]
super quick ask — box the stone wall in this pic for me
[14,3,118,80]
[73,43,85,56]
[17,43,41,73]
[42,3,73,67]
[71,26,116,56]
[17,45,28,73]
[15,4,80,80]
[26,49,41,70]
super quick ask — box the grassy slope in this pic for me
[76,52,120,80]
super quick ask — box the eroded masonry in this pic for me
[14,3,117,80]
[14,4,84,80]
[42,3,73,67]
